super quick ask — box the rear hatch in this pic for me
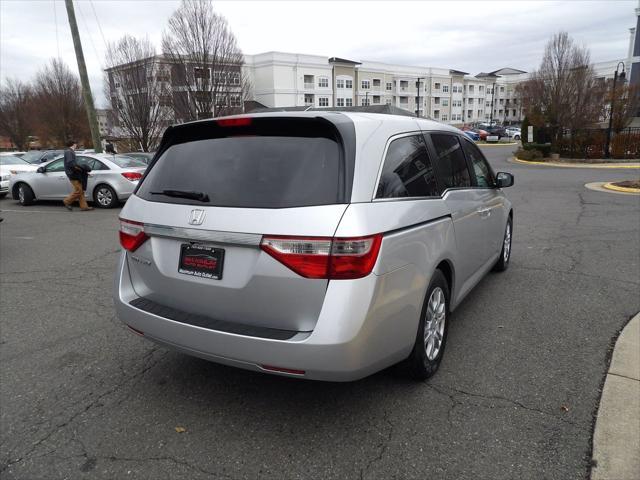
[120,115,356,334]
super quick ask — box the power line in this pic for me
[89,0,107,49]
[76,0,102,67]
[53,0,61,58]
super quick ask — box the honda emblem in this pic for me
[188,209,206,225]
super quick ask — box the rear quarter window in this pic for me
[375,134,439,199]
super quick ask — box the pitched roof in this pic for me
[328,57,361,65]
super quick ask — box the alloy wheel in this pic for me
[424,287,446,361]
[504,221,512,263]
[18,186,24,204]
[96,187,112,207]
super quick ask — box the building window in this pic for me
[434,82,441,90]
[486,101,491,107]
[345,98,353,106]
[441,114,448,122]
[498,109,503,115]
[194,67,210,79]
[336,98,345,107]
[512,109,517,116]
[499,99,504,105]
[479,86,484,93]
[386,98,392,105]
[373,95,381,104]
[442,99,449,106]
[345,79,353,89]
[362,97,370,106]
[433,110,440,119]
[468,98,474,105]
[434,97,440,105]
[361,80,370,89]
[304,75,314,89]
[228,72,240,85]
[304,94,314,105]
[467,110,472,119]
[319,97,329,107]
[373,79,381,87]
[337,79,345,89]
[478,110,482,117]
[318,77,329,88]
[399,96,408,104]
[442,85,449,93]
[500,86,505,93]
[230,95,242,107]
[386,82,392,91]
[468,85,474,93]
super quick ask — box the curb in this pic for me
[602,183,640,194]
[585,182,640,196]
[477,142,519,146]
[512,157,640,169]
[591,313,640,480]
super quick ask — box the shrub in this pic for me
[523,143,552,157]
[515,148,543,161]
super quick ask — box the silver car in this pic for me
[10,153,147,208]
[114,113,514,381]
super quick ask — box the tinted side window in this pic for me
[430,134,471,189]
[45,159,65,172]
[461,139,494,188]
[375,135,439,199]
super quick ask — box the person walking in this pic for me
[62,140,93,211]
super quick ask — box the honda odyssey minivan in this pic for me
[114,112,514,381]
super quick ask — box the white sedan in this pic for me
[0,155,39,198]
[9,153,146,208]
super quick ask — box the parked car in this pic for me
[122,152,154,164]
[10,153,147,208]
[0,155,39,198]
[485,126,507,139]
[114,113,515,382]
[463,130,480,141]
[21,150,65,164]
[505,127,521,140]
[476,129,489,141]
[0,151,26,157]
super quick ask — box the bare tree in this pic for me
[518,32,602,143]
[33,58,89,147]
[607,83,640,132]
[0,79,34,150]
[162,0,245,121]
[105,35,171,152]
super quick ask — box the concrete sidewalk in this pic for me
[591,313,640,480]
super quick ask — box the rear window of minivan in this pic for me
[137,118,345,209]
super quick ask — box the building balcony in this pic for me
[304,82,315,89]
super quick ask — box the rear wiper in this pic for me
[150,189,210,202]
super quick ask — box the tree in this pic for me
[517,32,603,143]
[105,35,172,152]
[0,79,34,150]
[607,83,639,132]
[162,0,246,121]
[33,58,90,147]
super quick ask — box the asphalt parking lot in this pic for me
[1,146,639,480]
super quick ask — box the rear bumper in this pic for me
[0,180,8,193]
[113,252,422,381]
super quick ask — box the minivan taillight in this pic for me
[119,219,148,252]
[260,234,383,280]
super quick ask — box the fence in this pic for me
[553,127,640,160]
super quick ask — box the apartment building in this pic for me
[242,52,530,126]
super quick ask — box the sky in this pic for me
[0,0,636,106]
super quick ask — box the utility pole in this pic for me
[65,0,102,153]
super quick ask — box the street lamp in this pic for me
[604,62,626,158]
[416,77,423,117]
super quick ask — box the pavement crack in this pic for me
[359,410,394,480]
[429,383,586,430]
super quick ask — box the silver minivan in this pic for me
[114,112,514,381]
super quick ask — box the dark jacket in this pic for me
[78,163,91,191]
[63,148,81,181]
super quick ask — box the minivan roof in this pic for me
[179,111,462,135]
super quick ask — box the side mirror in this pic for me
[36,166,45,173]
[495,172,514,188]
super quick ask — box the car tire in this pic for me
[17,183,35,206]
[0,192,7,199]
[93,184,118,208]
[493,217,512,272]
[402,269,450,380]
[514,134,520,141]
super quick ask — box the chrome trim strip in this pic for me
[143,223,262,247]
